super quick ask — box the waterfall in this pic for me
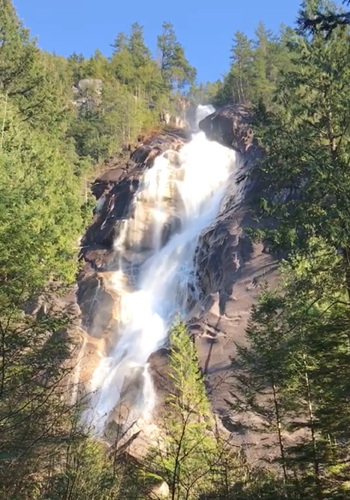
[195,104,215,129]
[83,106,242,435]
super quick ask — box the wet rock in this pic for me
[107,405,164,461]
[74,129,187,441]
[81,131,186,260]
[77,275,115,336]
[199,103,255,154]
[130,144,153,164]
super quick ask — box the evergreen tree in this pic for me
[0,94,86,498]
[150,319,217,500]
[110,45,136,86]
[229,31,254,102]
[111,32,128,54]
[251,22,275,103]
[254,8,350,270]
[215,22,295,108]
[298,0,350,35]
[86,49,110,80]
[128,22,151,68]
[231,244,350,499]
[157,22,196,91]
[0,0,71,133]
[157,22,177,76]
[67,52,87,82]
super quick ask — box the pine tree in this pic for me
[0,0,71,133]
[298,0,350,35]
[254,13,350,262]
[67,52,87,81]
[157,22,177,77]
[229,31,254,102]
[128,22,151,68]
[157,22,196,91]
[251,22,275,103]
[111,32,129,54]
[0,92,86,498]
[229,289,291,485]
[232,244,350,498]
[86,49,110,80]
[150,319,217,500]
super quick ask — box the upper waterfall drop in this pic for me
[84,105,243,435]
[195,104,215,128]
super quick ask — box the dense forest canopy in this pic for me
[2,0,350,498]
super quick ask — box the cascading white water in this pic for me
[84,106,242,434]
[195,104,215,129]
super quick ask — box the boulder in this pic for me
[73,78,103,95]
[199,103,255,153]
[149,481,170,499]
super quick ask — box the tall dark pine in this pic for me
[229,31,253,102]
[157,21,196,91]
[128,22,151,67]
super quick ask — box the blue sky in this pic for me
[13,0,302,83]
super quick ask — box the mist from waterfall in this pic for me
[84,105,242,434]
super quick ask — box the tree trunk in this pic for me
[303,356,322,500]
[272,381,289,485]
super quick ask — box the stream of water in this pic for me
[84,105,240,434]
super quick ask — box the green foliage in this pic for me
[0,91,86,498]
[158,22,197,91]
[149,320,286,500]
[0,3,92,497]
[254,18,350,254]
[0,0,74,135]
[297,0,350,35]
[0,4,201,497]
[7,1,350,499]
[228,31,254,103]
[167,319,210,415]
[0,104,83,293]
[210,22,296,108]
[231,242,350,498]
[129,22,152,67]
[68,21,196,163]
[44,428,122,500]
[235,11,350,500]
[153,319,217,500]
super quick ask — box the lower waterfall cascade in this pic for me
[83,105,244,435]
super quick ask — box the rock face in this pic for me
[199,103,254,154]
[71,79,104,112]
[73,79,103,95]
[193,105,279,446]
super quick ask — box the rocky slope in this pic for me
[191,106,279,441]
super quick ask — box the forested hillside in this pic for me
[2,0,350,499]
